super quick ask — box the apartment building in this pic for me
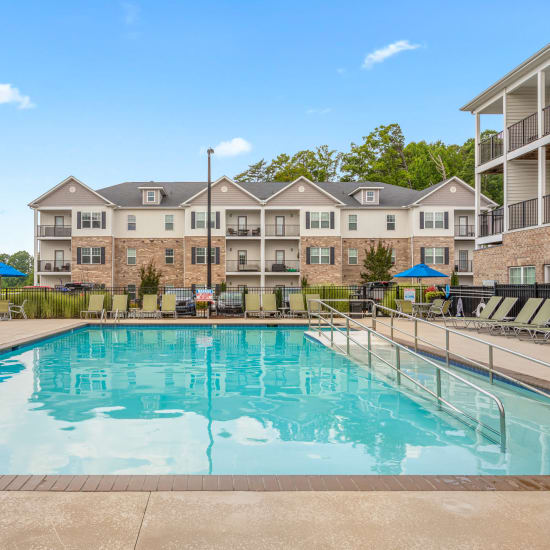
[29,175,493,289]
[461,44,550,284]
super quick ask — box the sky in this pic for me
[1,0,548,254]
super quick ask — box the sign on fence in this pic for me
[403,288,416,302]
[195,288,214,302]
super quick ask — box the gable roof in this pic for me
[412,176,497,207]
[264,177,345,205]
[181,176,261,205]
[29,176,114,207]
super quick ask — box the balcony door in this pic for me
[238,216,247,235]
[458,216,468,237]
[458,249,469,272]
[238,250,247,270]
[275,216,285,236]
[54,250,64,271]
[275,250,285,264]
[54,216,65,237]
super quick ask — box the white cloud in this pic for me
[0,84,35,109]
[362,40,420,69]
[212,137,252,157]
[306,107,331,115]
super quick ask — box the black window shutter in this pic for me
[76,247,82,265]
[191,212,196,229]
[306,247,311,264]
[100,247,105,264]
[330,247,335,265]
[191,247,196,264]
[419,212,424,229]
[330,212,335,229]
[420,247,425,263]
[444,211,449,229]
[305,212,310,229]
[215,247,220,265]
[215,212,220,229]
[77,212,81,229]
[101,212,106,229]
[444,247,449,265]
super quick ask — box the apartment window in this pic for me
[127,215,136,231]
[127,284,136,301]
[366,190,375,203]
[391,249,396,265]
[424,247,445,265]
[386,214,396,231]
[165,248,174,264]
[82,212,101,229]
[146,190,156,203]
[424,212,444,229]
[165,214,174,231]
[348,248,358,265]
[81,247,101,264]
[195,212,215,229]
[195,247,216,264]
[509,266,535,284]
[127,248,136,265]
[348,214,357,231]
[310,247,330,265]
[310,212,330,229]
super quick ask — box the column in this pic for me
[260,208,265,287]
[503,92,508,232]
[474,112,481,246]
[33,209,39,285]
[537,70,545,138]
[539,145,547,225]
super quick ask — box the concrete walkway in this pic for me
[1,490,550,549]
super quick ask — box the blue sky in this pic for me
[1,0,548,253]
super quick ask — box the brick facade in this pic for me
[113,238,184,287]
[71,237,113,285]
[300,237,342,284]
[183,237,226,286]
[473,226,550,284]
[412,236,455,284]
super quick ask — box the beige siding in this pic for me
[507,159,538,204]
[38,179,109,207]
[268,180,336,206]
[506,87,537,127]
[192,181,259,206]
[419,181,484,207]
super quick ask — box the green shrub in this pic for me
[305,284,350,313]
[425,291,445,302]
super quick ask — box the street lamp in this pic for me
[206,147,214,289]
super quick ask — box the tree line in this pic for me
[0,251,34,287]
[235,123,503,205]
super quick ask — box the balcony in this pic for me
[38,260,71,273]
[264,224,300,237]
[479,207,504,237]
[36,225,71,238]
[508,112,538,152]
[544,106,550,137]
[226,259,261,273]
[478,132,503,165]
[508,198,538,230]
[264,259,300,273]
[454,259,473,273]
[454,224,475,238]
[226,225,261,237]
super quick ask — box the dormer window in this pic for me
[366,190,375,202]
[146,191,156,203]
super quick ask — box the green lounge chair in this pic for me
[487,297,544,335]
[289,293,307,317]
[305,294,321,315]
[107,294,128,319]
[451,295,502,328]
[475,297,517,330]
[395,299,413,316]
[0,300,11,320]
[9,299,27,319]
[261,293,279,317]
[427,299,451,321]
[510,299,550,341]
[140,294,160,318]
[80,294,105,320]
[245,293,261,318]
[161,294,177,318]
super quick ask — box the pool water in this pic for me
[0,325,549,475]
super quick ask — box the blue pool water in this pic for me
[0,325,549,475]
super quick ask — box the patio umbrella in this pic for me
[393,263,449,284]
[0,262,27,290]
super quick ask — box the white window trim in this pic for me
[365,190,376,203]
[165,248,174,264]
[81,211,102,229]
[81,246,101,265]
[509,266,535,284]
[386,214,396,231]
[165,214,174,231]
[348,248,358,265]
[146,190,156,203]
[348,214,357,231]
[310,247,330,265]
[127,248,137,265]
[196,247,216,264]
[127,214,136,231]
[424,247,445,265]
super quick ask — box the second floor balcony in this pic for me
[454,259,473,273]
[36,225,72,238]
[508,197,538,230]
[508,112,538,152]
[479,207,504,237]
[38,260,71,273]
[264,224,300,237]
[478,132,504,165]
[454,224,475,238]
[226,259,261,273]
[264,259,300,273]
[226,224,261,237]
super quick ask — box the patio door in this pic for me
[275,250,285,264]
[275,216,285,236]
[238,250,247,270]
[54,216,64,237]
[54,250,64,271]
[238,216,247,233]
[458,249,468,272]
[458,216,468,237]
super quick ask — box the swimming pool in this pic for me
[0,325,549,475]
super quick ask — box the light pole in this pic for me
[206,148,214,289]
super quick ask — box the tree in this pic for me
[0,251,34,287]
[235,159,268,182]
[360,243,393,283]
[139,260,162,297]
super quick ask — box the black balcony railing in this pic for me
[264,224,300,237]
[454,224,475,237]
[38,260,71,272]
[226,259,261,272]
[479,207,504,237]
[544,105,550,137]
[508,112,538,152]
[478,131,504,165]
[454,260,473,273]
[508,198,538,230]
[264,259,300,273]
[226,225,261,237]
[543,194,550,225]
[36,225,72,237]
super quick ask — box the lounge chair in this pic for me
[261,293,279,317]
[450,295,502,328]
[244,293,261,317]
[9,299,27,319]
[427,299,451,321]
[80,294,105,320]
[106,294,128,319]
[161,294,177,318]
[508,299,550,341]
[474,297,517,330]
[395,299,413,316]
[0,300,11,320]
[486,297,544,335]
[140,294,160,318]
[289,293,308,317]
[305,294,321,315]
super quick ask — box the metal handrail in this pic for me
[307,300,507,451]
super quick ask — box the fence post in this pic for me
[330,310,334,346]
[395,346,400,384]
[372,304,377,331]
[390,312,394,340]
[489,345,494,384]
[445,330,450,367]
[367,330,372,368]
[414,318,418,352]
[346,318,350,355]
[534,282,539,298]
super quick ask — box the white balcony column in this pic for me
[33,209,39,285]
[537,70,546,138]
[474,173,481,246]
[538,145,547,225]
[260,208,265,287]
[502,92,508,232]
[474,112,480,167]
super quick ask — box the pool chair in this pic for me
[450,295,502,329]
[161,294,177,318]
[289,293,308,317]
[474,297,517,331]
[305,294,321,316]
[0,300,11,320]
[140,294,160,318]
[395,299,413,317]
[509,299,550,341]
[486,297,544,335]
[426,299,451,321]
[80,294,105,320]
[261,293,279,317]
[9,299,27,319]
[106,294,128,319]
[244,294,261,318]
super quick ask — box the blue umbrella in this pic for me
[0,262,27,289]
[393,263,449,279]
